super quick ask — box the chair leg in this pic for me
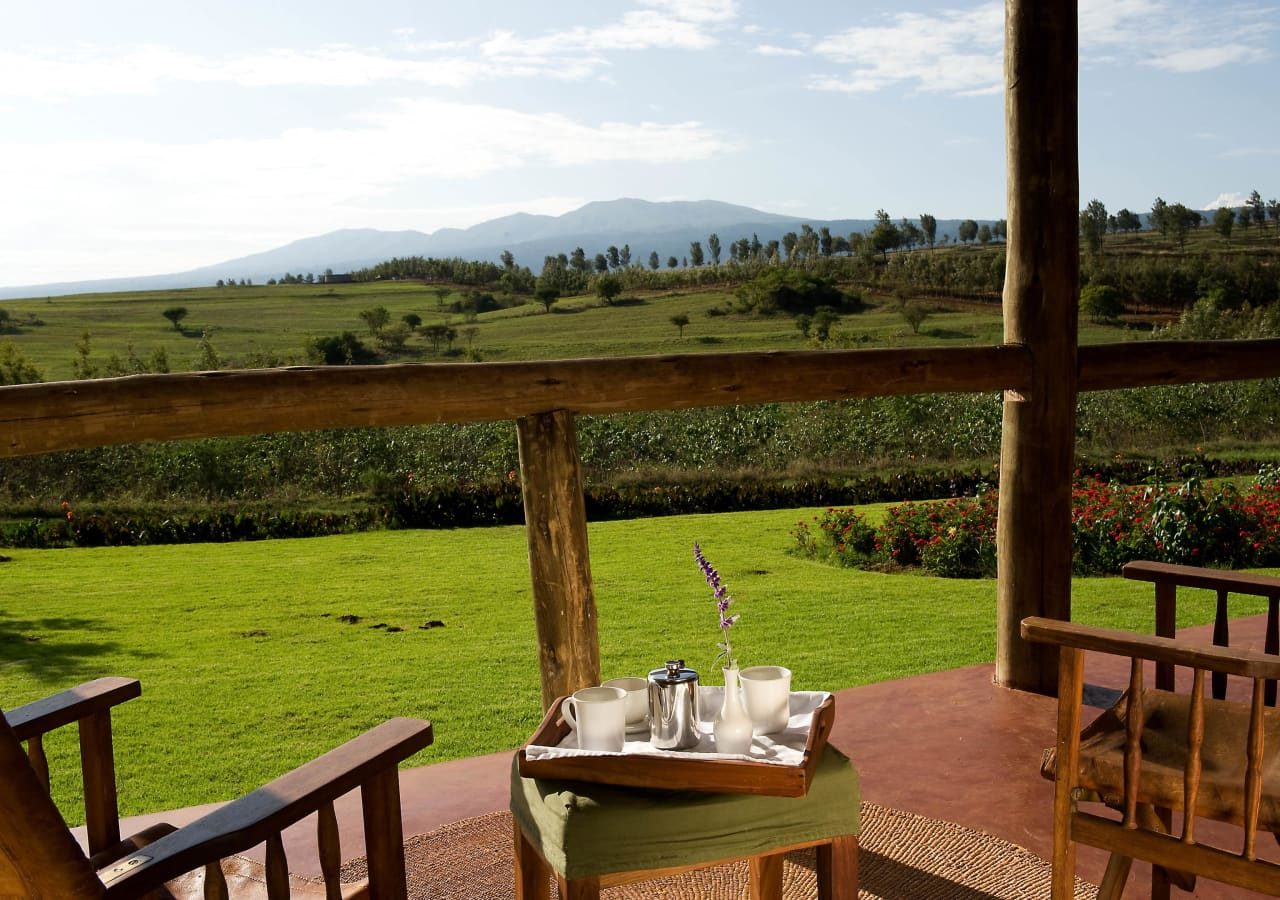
[1097,853,1132,900]
[749,850,785,900]
[816,835,859,900]
[556,874,601,900]
[512,820,550,900]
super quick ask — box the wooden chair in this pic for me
[1023,616,1280,899]
[2,677,433,898]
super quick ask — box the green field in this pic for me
[2,277,1139,382]
[3,505,1270,823]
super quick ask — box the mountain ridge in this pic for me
[0,198,978,300]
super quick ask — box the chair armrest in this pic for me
[5,677,141,742]
[101,717,433,896]
[1122,561,1280,597]
[1022,617,1280,681]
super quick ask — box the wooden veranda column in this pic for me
[996,0,1079,694]
[516,409,601,710]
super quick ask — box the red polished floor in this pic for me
[91,614,1278,898]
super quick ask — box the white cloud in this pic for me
[0,101,733,284]
[810,4,1003,95]
[1202,191,1250,209]
[0,2,740,100]
[752,44,806,57]
[1148,43,1264,72]
[808,0,1273,96]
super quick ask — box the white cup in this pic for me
[603,677,649,732]
[562,686,626,751]
[739,666,792,735]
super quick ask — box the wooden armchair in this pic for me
[1023,616,1280,900]
[1,677,433,898]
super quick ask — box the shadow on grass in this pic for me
[607,296,648,307]
[922,328,975,340]
[0,610,154,685]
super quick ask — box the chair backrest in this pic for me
[0,714,105,898]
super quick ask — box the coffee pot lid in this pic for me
[649,659,698,683]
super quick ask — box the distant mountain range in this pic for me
[0,198,989,300]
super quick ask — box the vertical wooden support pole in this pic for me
[516,409,601,710]
[996,0,1079,694]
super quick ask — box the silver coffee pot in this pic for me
[647,659,701,750]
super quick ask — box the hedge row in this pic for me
[3,456,1268,550]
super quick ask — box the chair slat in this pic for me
[26,734,50,793]
[1213,590,1230,700]
[1155,580,1177,691]
[265,832,289,899]
[1182,669,1205,845]
[203,860,229,900]
[79,709,121,856]
[1124,658,1144,828]
[1051,648,1085,900]
[318,800,342,900]
[1266,595,1278,708]
[1243,679,1266,861]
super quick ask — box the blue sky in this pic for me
[2,0,1276,286]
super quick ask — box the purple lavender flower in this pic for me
[694,542,738,668]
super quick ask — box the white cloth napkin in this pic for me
[523,689,830,767]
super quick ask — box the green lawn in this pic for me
[2,505,1270,823]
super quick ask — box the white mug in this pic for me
[562,686,626,751]
[739,666,792,735]
[603,677,649,732]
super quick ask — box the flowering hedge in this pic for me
[792,468,1280,578]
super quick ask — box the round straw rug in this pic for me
[338,802,1097,899]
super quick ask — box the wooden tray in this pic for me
[517,692,835,797]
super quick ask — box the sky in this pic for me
[2,0,1276,287]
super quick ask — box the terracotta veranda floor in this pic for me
[91,614,1278,898]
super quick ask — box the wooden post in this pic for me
[516,409,601,710]
[996,0,1079,694]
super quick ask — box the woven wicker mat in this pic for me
[338,801,1097,899]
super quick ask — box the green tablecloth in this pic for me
[510,745,860,879]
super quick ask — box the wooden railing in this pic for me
[4,339,1280,701]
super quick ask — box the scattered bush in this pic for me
[794,472,1280,578]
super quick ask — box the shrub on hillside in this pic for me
[307,331,376,365]
[733,269,857,316]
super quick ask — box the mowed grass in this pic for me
[2,504,1270,823]
[2,277,1138,381]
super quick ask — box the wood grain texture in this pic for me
[359,767,407,900]
[1051,648,1084,900]
[1079,339,1280,392]
[103,718,431,896]
[5,677,141,741]
[748,851,784,899]
[1123,561,1280,597]
[816,835,859,900]
[317,801,342,900]
[995,0,1079,696]
[264,832,288,900]
[1183,669,1205,845]
[1073,813,1280,896]
[1123,660,1144,828]
[0,346,1031,459]
[79,710,121,856]
[26,733,49,794]
[517,410,600,710]
[1244,679,1266,860]
[1022,617,1280,680]
[0,717,104,898]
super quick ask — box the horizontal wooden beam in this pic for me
[0,346,1030,458]
[1078,339,1280,391]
